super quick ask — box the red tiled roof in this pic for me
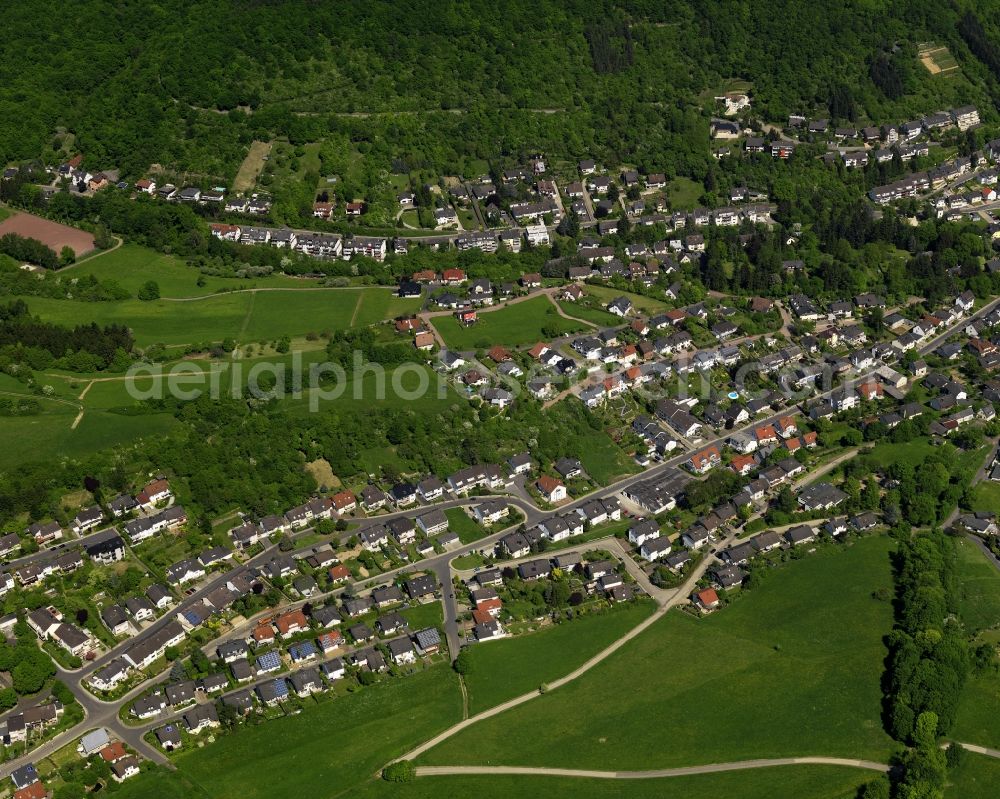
[696,588,719,606]
[276,610,307,635]
[537,475,563,494]
[100,742,128,762]
[14,783,47,799]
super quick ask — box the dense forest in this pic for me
[0,299,133,371]
[1,1,1000,183]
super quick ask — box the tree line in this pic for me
[0,299,134,370]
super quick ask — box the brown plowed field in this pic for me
[0,212,95,256]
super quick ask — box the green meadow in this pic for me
[461,600,657,714]
[352,767,872,799]
[433,296,585,350]
[17,244,420,347]
[422,536,898,769]
[18,287,416,347]
[951,537,1000,751]
[173,664,462,799]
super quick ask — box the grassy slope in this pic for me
[69,244,326,296]
[444,508,484,544]
[580,285,670,315]
[0,393,177,471]
[105,769,210,799]
[353,767,871,799]
[945,751,1000,799]
[954,537,1000,635]
[173,664,462,799]
[19,244,420,346]
[462,601,657,714]
[422,536,897,769]
[576,430,640,484]
[951,538,1000,749]
[556,300,619,327]
[433,296,584,349]
[17,288,399,347]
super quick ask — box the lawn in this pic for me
[352,767,872,799]
[968,481,1000,514]
[422,536,898,769]
[556,300,619,327]
[14,286,415,347]
[945,751,1000,798]
[400,601,444,631]
[951,538,1000,750]
[665,176,704,210]
[433,296,585,350]
[579,284,670,315]
[0,399,177,471]
[954,537,1000,635]
[98,768,210,799]
[865,438,938,469]
[445,508,485,544]
[576,431,640,484]
[174,663,462,799]
[69,243,328,298]
[462,600,656,714]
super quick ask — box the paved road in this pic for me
[956,742,1000,759]
[414,756,889,779]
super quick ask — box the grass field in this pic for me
[665,177,704,210]
[953,674,1000,751]
[284,365,464,415]
[104,769,209,799]
[861,438,938,469]
[951,537,1000,750]
[0,393,177,471]
[68,244,332,298]
[15,285,418,347]
[432,296,585,350]
[445,508,485,544]
[352,767,872,799]
[968,481,1000,514]
[462,601,656,714]
[576,431,640,484]
[954,537,1000,635]
[174,663,462,799]
[945,751,1000,798]
[578,284,670,315]
[232,140,273,193]
[556,300,620,327]
[422,536,898,769]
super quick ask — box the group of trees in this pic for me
[0,255,129,301]
[4,0,995,192]
[0,232,58,269]
[0,299,134,371]
[884,530,969,743]
[0,619,57,697]
[875,530,972,798]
